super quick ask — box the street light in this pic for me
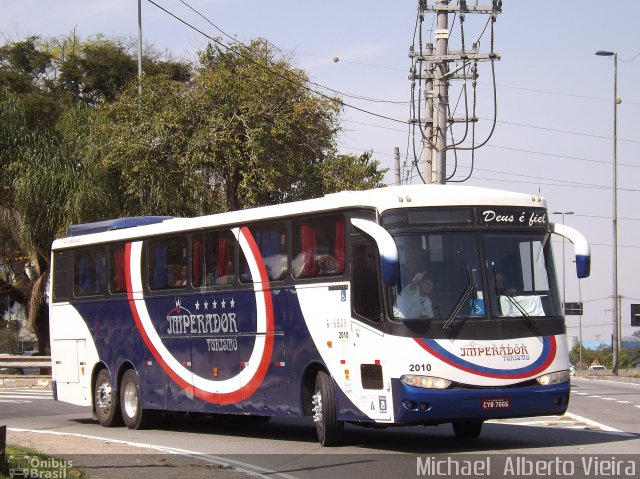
[595,49,620,375]
[552,211,574,309]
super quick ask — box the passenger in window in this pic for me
[316,254,339,275]
[174,265,188,287]
[393,271,435,319]
[495,273,517,296]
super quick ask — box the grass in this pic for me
[1,444,86,478]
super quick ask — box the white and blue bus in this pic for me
[49,185,590,446]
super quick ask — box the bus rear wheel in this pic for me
[452,419,484,438]
[312,370,344,446]
[94,369,122,427]
[120,369,156,429]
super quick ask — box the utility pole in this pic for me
[595,50,621,374]
[394,147,401,185]
[137,0,143,96]
[411,0,501,184]
[424,43,434,183]
[432,0,449,184]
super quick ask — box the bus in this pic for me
[49,184,590,446]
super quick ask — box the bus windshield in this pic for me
[391,230,561,322]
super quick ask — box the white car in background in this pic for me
[588,364,607,371]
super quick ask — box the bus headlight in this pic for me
[401,374,451,389]
[536,370,570,386]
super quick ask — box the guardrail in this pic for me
[0,356,51,370]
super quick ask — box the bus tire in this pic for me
[94,369,123,427]
[312,370,344,446]
[452,419,483,438]
[120,369,156,429]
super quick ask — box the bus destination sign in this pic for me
[478,207,548,228]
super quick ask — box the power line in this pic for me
[180,0,411,107]
[621,51,640,62]
[481,117,640,144]
[145,0,407,124]
[341,118,640,170]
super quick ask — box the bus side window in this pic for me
[148,236,188,290]
[109,243,127,294]
[74,247,107,297]
[241,223,288,283]
[52,251,72,301]
[352,241,381,322]
[292,215,345,279]
[199,230,236,287]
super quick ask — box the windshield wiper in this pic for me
[491,265,536,329]
[442,269,474,334]
[501,293,536,328]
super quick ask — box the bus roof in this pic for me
[52,185,547,249]
[65,216,174,237]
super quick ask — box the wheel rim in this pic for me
[312,390,323,423]
[123,381,138,419]
[96,381,112,412]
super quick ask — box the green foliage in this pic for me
[316,151,388,194]
[570,342,640,369]
[92,74,208,217]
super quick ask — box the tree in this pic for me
[1,97,115,351]
[0,34,193,351]
[188,40,344,210]
[315,151,387,195]
[0,36,66,129]
[96,39,384,215]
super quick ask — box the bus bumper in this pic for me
[391,379,570,424]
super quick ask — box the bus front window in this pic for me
[391,232,482,322]
[483,232,561,318]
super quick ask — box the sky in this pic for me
[2,0,639,347]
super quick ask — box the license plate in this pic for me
[482,398,510,410]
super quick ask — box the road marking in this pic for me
[616,400,632,404]
[563,412,631,435]
[492,413,632,436]
[600,397,616,401]
[0,389,52,402]
[8,428,299,479]
[0,388,53,404]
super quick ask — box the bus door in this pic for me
[239,286,288,416]
[52,338,89,403]
[161,334,195,411]
[350,240,392,422]
[189,292,241,414]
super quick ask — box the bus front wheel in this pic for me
[312,370,344,446]
[94,369,122,427]
[120,369,156,429]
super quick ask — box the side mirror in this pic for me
[351,218,399,285]
[551,222,591,278]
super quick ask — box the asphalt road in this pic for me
[1,377,639,479]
